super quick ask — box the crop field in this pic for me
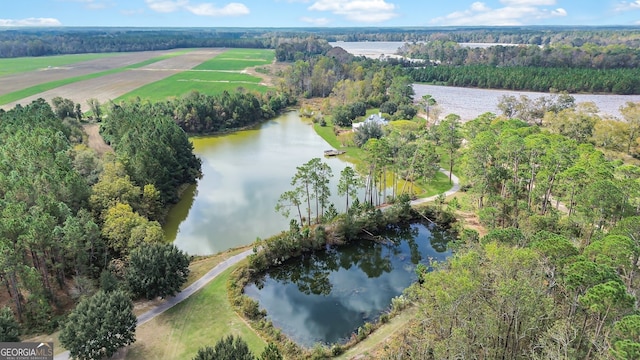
[193,48,274,71]
[0,49,227,109]
[0,49,177,98]
[0,53,122,77]
[0,48,274,109]
[117,49,274,101]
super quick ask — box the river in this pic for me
[164,111,351,256]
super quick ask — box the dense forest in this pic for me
[0,97,199,337]
[407,65,640,94]
[2,26,639,58]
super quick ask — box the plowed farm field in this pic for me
[0,48,226,110]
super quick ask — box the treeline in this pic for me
[407,65,640,94]
[5,26,639,59]
[106,90,294,135]
[275,37,332,62]
[0,28,272,58]
[400,40,640,69]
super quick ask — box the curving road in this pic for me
[54,170,460,360]
[54,249,254,360]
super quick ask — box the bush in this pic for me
[0,307,20,342]
[380,101,398,115]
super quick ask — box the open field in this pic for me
[0,53,125,77]
[0,50,177,97]
[117,49,274,101]
[193,49,274,71]
[0,49,226,110]
[125,265,266,360]
[118,69,268,102]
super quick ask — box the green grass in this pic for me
[117,49,274,101]
[126,264,266,360]
[0,50,192,106]
[193,49,274,71]
[312,114,456,198]
[0,53,122,77]
[117,71,270,102]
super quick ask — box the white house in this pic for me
[352,112,388,130]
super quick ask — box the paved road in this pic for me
[54,170,460,359]
[412,169,460,206]
[54,249,254,360]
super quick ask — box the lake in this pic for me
[244,222,452,348]
[331,41,640,120]
[164,111,351,256]
[413,84,640,121]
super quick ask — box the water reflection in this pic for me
[164,111,352,255]
[244,223,452,347]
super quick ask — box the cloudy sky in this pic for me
[1,0,638,27]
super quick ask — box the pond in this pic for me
[164,111,352,256]
[244,222,452,348]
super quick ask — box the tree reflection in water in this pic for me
[244,222,453,347]
[253,222,446,296]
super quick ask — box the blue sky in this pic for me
[0,0,638,27]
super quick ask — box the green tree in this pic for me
[610,315,640,360]
[337,166,363,211]
[259,343,282,360]
[101,202,163,254]
[86,98,102,121]
[0,306,20,342]
[620,101,640,154]
[60,290,136,360]
[579,281,636,358]
[419,94,437,121]
[275,189,304,225]
[125,243,190,300]
[193,335,255,360]
[435,113,462,183]
[332,105,353,127]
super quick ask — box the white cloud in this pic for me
[308,0,398,23]
[121,8,145,16]
[145,0,250,16]
[615,0,640,12]
[145,0,188,13]
[500,0,556,5]
[300,16,331,25]
[0,18,62,26]
[59,0,111,9]
[430,1,567,26]
[186,2,249,16]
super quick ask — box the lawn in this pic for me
[125,264,266,360]
[0,53,121,77]
[313,112,455,198]
[0,50,192,106]
[193,49,274,71]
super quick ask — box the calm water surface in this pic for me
[244,223,452,347]
[414,84,640,121]
[165,111,350,255]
